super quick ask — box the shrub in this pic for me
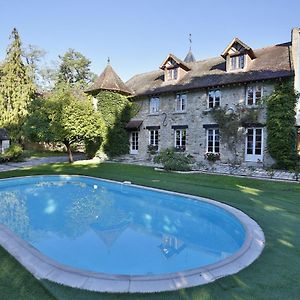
[154,148,194,171]
[204,152,220,163]
[147,145,158,155]
[84,137,102,159]
[266,81,299,169]
[0,144,23,163]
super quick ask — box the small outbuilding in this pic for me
[0,128,10,154]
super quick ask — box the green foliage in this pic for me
[266,80,298,169]
[24,84,105,162]
[57,49,96,88]
[209,104,262,164]
[0,144,23,163]
[147,144,158,155]
[204,152,220,162]
[0,28,35,141]
[95,91,138,157]
[84,137,102,159]
[154,148,194,171]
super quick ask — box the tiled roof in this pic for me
[184,49,196,63]
[86,64,133,96]
[126,43,293,97]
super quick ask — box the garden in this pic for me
[0,162,299,300]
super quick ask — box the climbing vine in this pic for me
[266,80,298,169]
[208,104,262,164]
[94,91,139,157]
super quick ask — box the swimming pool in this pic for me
[0,175,264,292]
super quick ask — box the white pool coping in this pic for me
[0,175,265,293]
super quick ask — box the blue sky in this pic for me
[0,0,299,81]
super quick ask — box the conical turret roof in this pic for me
[86,63,133,95]
[184,49,196,63]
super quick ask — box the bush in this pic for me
[84,137,102,159]
[266,81,299,169]
[154,148,194,171]
[204,152,220,163]
[0,144,23,163]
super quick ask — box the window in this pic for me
[230,54,245,70]
[175,129,186,151]
[245,128,263,162]
[167,68,178,80]
[149,97,160,114]
[208,90,221,108]
[149,130,159,147]
[246,85,263,105]
[130,132,139,154]
[207,129,220,153]
[175,93,187,112]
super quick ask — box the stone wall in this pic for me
[130,82,275,166]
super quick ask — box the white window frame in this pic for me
[174,129,186,151]
[245,127,264,162]
[246,85,263,106]
[148,129,159,147]
[208,90,221,108]
[175,93,187,112]
[230,54,245,70]
[149,97,160,114]
[167,68,178,80]
[130,131,139,154]
[206,129,220,153]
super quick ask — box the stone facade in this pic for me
[129,83,275,166]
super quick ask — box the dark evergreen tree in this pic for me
[0,28,35,140]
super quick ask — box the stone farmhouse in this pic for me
[88,28,300,166]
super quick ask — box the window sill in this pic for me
[148,113,160,116]
[173,111,187,115]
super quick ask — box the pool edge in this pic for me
[0,175,265,293]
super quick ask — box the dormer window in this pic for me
[160,54,191,82]
[167,68,178,80]
[230,54,245,70]
[221,38,255,72]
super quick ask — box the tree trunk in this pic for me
[64,141,74,163]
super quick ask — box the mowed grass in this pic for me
[0,162,299,300]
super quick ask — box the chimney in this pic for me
[291,28,300,125]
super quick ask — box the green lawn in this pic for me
[0,162,299,300]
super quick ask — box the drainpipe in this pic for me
[291,28,300,125]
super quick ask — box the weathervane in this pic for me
[189,33,192,50]
[107,57,110,64]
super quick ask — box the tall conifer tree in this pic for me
[0,28,35,140]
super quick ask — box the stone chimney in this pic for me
[291,28,300,125]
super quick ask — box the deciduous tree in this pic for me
[25,84,105,162]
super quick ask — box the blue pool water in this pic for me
[0,176,246,275]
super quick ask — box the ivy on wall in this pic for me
[209,104,262,164]
[266,80,298,169]
[94,91,138,157]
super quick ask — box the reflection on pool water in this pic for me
[0,176,246,275]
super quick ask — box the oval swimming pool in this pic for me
[0,175,265,292]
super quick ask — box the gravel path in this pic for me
[0,154,85,173]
